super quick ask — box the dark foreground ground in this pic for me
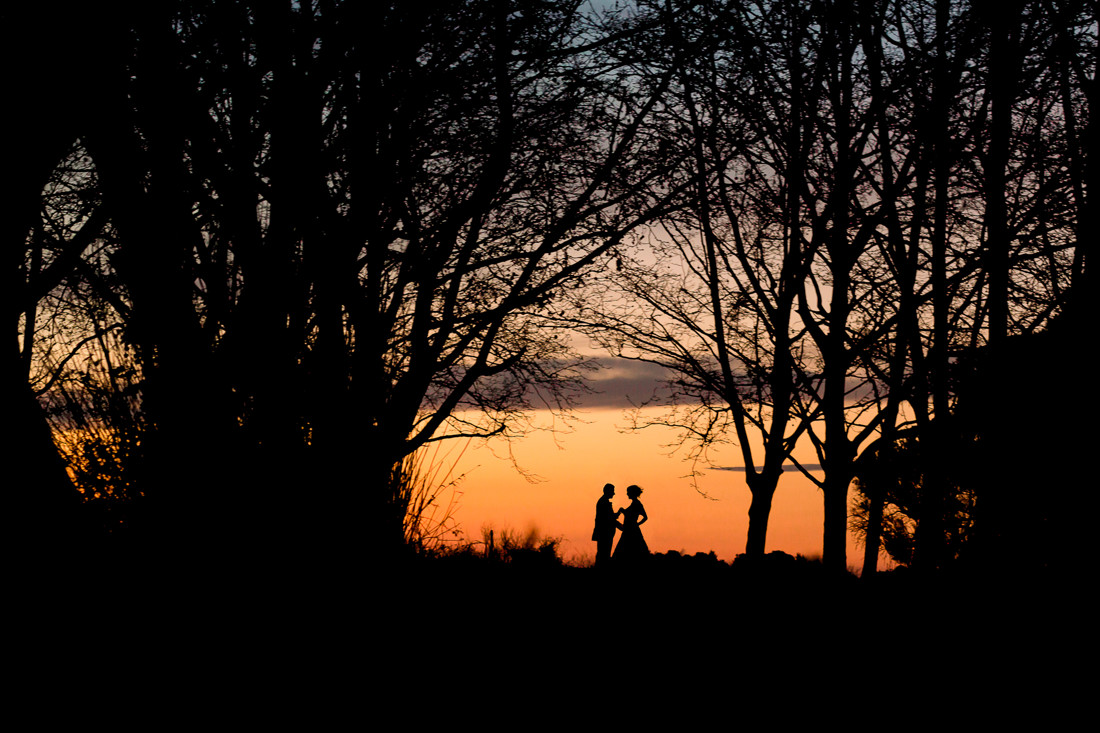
[12,548,1087,722]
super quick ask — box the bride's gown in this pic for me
[613,500,649,559]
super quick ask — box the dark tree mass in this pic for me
[10,0,1093,576]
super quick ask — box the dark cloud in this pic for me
[575,358,882,416]
[581,358,674,409]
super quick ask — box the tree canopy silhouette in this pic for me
[16,0,693,560]
[14,0,1093,572]
[578,0,1092,571]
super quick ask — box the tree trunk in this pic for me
[983,0,1022,349]
[822,468,852,573]
[861,477,884,577]
[745,477,778,559]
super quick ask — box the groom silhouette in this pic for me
[592,483,622,568]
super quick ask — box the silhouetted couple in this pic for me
[592,483,649,568]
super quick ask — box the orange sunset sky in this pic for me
[422,359,882,571]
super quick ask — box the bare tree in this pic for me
[577,0,835,560]
[8,5,110,559]
[58,0,691,556]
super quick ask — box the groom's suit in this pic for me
[592,495,619,567]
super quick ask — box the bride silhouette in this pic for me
[613,485,649,562]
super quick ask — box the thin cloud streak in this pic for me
[713,464,824,473]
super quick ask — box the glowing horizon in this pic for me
[419,406,885,571]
